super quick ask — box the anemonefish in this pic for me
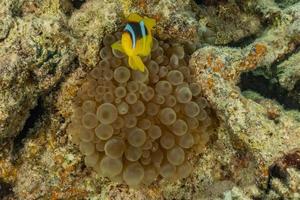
[111,13,156,72]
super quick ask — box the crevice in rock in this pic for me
[226,19,270,48]
[0,179,14,199]
[275,0,300,9]
[239,45,300,110]
[0,27,11,43]
[270,45,300,75]
[239,70,299,110]
[194,0,228,6]
[10,56,78,164]
[71,0,86,9]
[227,34,258,48]
[11,97,45,164]
[266,149,300,193]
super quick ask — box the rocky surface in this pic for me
[0,0,299,199]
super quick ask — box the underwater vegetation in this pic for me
[0,0,299,199]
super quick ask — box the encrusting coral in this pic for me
[66,33,214,187]
[1,0,300,199]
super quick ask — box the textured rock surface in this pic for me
[0,0,77,141]
[195,1,262,45]
[0,0,299,199]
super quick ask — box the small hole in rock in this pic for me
[0,179,14,199]
[71,0,86,9]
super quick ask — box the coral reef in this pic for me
[277,51,300,92]
[0,0,299,199]
[195,1,262,45]
[0,0,77,141]
[189,1,300,198]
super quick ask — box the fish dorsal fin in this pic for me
[127,13,156,31]
[143,17,156,31]
[127,13,143,22]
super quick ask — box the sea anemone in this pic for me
[66,33,213,187]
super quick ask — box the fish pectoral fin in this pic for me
[111,41,125,53]
[127,13,143,22]
[128,56,145,72]
[139,36,152,56]
[144,17,156,30]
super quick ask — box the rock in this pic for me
[0,3,76,141]
[0,0,300,199]
[190,1,300,192]
[196,1,262,45]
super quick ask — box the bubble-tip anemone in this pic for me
[67,33,214,187]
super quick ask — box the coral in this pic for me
[0,0,300,199]
[67,33,214,187]
[0,0,119,141]
[0,0,15,40]
[69,0,118,39]
[69,0,119,66]
[277,50,300,91]
[0,7,76,141]
[195,1,262,45]
[275,0,300,8]
[190,0,300,191]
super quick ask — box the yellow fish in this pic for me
[111,13,156,72]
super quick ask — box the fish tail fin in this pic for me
[128,55,145,72]
[111,41,125,53]
[127,13,143,22]
[144,17,156,31]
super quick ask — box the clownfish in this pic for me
[111,13,156,72]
